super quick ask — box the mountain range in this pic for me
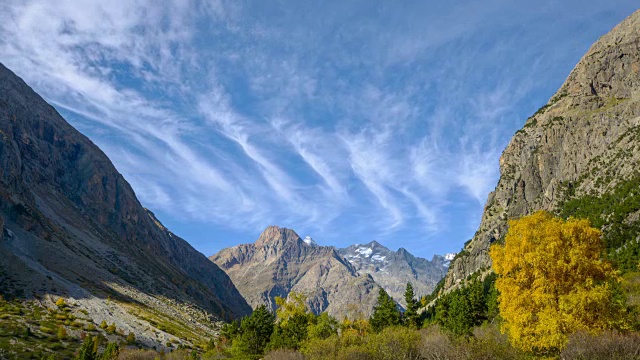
[338,242,453,306]
[210,226,451,316]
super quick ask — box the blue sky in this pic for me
[1,1,637,259]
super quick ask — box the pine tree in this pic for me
[369,288,400,332]
[75,336,96,360]
[240,304,275,355]
[403,282,419,328]
[100,342,118,360]
[444,290,473,336]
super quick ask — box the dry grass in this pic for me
[561,330,640,360]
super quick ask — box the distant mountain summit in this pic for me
[303,236,318,247]
[210,226,379,318]
[338,241,449,306]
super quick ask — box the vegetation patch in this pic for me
[558,173,640,272]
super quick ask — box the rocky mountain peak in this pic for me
[443,9,640,291]
[338,242,449,306]
[255,225,302,247]
[210,227,380,317]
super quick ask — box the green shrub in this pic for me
[336,346,375,360]
[368,327,420,360]
[57,326,67,340]
[100,342,119,360]
[263,349,305,360]
[125,332,136,345]
[301,335,341,360]
[467,324,522,360]
[106,323,116,334]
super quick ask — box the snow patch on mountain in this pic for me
[303,236,318,247]
[371,254,386,262]
[355,247,373,257]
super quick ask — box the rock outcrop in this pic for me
[443,10,640,291]
[210,226,379,318]
[0,63,251,348]
[338,241,449,306]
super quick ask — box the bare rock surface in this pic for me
[211,226,380,318]
[338,241,450,306]
[0,63,251,348]
[443,10,640,291]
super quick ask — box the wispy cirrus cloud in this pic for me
[1,0,636,257]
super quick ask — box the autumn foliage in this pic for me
[490,211,627,353]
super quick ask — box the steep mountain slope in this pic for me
[210,226,379,318]
[338,241,450,306]
[0,63,251,347]
[444,10,640,291]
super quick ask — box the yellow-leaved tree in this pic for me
[490,211,627,354]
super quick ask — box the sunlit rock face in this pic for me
[443,10,640,291]
[210,226,380,318]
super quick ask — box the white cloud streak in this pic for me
[1,0,633,253]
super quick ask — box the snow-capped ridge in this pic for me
[303,236,318,247]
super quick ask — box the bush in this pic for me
[125,332,136,345]
[106,323,117,334]
[467,324,522,360]
[369,326,420,360]
[99,320,108,329]
[561,330,640,360]
[56,298,66,308]
[57,326,67,340]
[336,346,375,360]
[115,349,159,360]
[301,336,341,360]
[417,325,468,360]
[263,349,305,360]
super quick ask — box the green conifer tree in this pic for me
[403,282,420,328]
[369,288,400,332]
[239,304,275,355]
[100,342,119,360]
[75,336,97,360]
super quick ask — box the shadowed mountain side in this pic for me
[210,226,380,318]
[0,63,251,348]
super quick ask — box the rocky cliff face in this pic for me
[0,63,251,347]
[444,10,640,291]
[338,241,449,306]
[210,226,379,318]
